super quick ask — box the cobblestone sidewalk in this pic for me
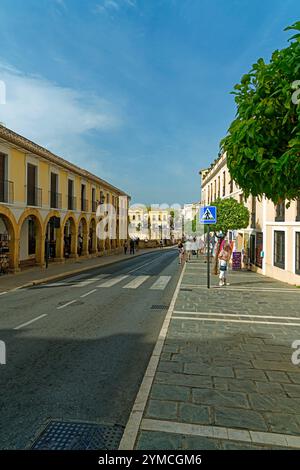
[127,257,300,450]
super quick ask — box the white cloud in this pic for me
[0,62,122,175]
[94,0,136,14]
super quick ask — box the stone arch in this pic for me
[62,213,77,258]
[18,208,44,268]
[0,206,18,271]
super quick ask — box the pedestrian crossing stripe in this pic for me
[48,275,172,291]
[97,275,129,288]
[150,276,171,290]
[123,275,150,289]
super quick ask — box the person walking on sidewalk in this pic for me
[218,243,231,287]
[185,237,192,262]
[178,241,185,265]
[124,240,128,255]
[130,239,135,255]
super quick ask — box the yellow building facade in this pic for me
[0,125,130,272]
[200,153,300,286]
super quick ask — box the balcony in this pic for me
[67,195,77,211]
[0,180,14,204]
[26,186,42,207]
[81,198,88,212]
[49,191,62,209]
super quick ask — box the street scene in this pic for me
[0,0,300,462]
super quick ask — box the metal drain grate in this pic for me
[151,305,169,310]
[31,420,124,450]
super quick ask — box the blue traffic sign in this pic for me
[200,206,217,225]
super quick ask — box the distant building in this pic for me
[128,205,181,242]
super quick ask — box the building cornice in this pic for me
[201,153,227,187]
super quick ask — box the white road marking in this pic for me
[45,282,70,287]
[14,314,48,330]
[47,275,108,288]
[123,276,150,289]
[173,310,300,321]
[80,289,97,298]
[140,419,300,449]
[57,299,78,310]
[180,284,300,293]
[150,276,171,290]
[97,275,129,288]
[172,316,300,327]
[71,280,95,288]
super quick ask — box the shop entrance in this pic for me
[46,217,61,261]
[0,215,13,274]
[19,215,42,268]
[249,234,256,265]
[64,218,76,258]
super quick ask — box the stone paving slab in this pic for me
[134,257,300,450]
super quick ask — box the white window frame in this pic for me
[271,227,288,271]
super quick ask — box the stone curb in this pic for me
[118,261,187,450]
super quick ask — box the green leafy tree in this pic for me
[192,216,197,233]
[211,198,250,274]
[221,21,300,203]
[213,197,250,234]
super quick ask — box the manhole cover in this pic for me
[151,305,169,310]
[31,421,124,450]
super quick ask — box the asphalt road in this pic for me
[0,248,180,449]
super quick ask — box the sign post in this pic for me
[200,206,217,289]
[207,224,210,289]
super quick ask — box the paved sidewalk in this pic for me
[0,248,164,294]
[121,256,300,450]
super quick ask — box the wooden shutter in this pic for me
[27,164,36,205]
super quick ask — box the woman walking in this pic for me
[178,241,185,265]
[218,243,231,287]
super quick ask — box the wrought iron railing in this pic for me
[26,185,42,207]
[49,191,62,209]
[0,180,14,204]
[67,195,77,211]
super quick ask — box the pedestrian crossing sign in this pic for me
[200,206,217,224]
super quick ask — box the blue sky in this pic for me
[0,0,299,204]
